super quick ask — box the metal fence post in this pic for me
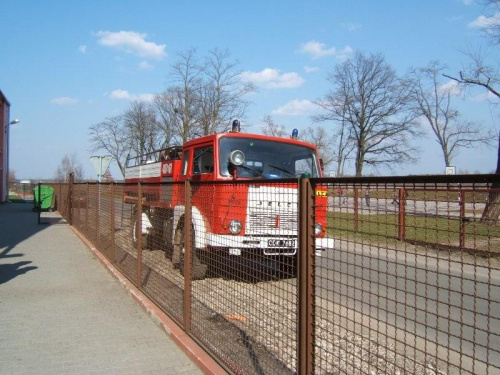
[184,179,193,333]
[298,177,315,375]
[398,188,406,240]
[37,182,41,224]
[75,185,80,229]
[110,183,115,264]
[459,190,466,249]
[354,188,359,232]
[96,183,100,248]
[68,173,74,226]
[86,182,89,232]
[136,182,143,287]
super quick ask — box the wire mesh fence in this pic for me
[48,175,500,375]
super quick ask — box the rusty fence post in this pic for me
[75,185,80,229]
[398,188,406,240]
[86,183,89,233]
[96,183,100,248]
[298,177,315,375]
[37,182,41,224]
[459,190,466,249]
[184,179,193,333]
[353,188,359,232]
[136,182,143,287]
[68,173,74,226]
[110,183,115,264]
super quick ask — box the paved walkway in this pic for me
[0,203,209,375]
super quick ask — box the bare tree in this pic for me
[443,1,500,223]
[198,48,255,135]
[302,126,336,170]
[124,101,161,156]
[152,91,177,148]
[444,47,500,100]
[408,61,493,168]
[54,153,84,182]
[473,0,500,45]
[317,51,420,176]
[261,115,287,137]
[167,48,203,143]
[89,115,129,177]
[314,99,355,176]
[443,0,500,98]
[8,170,16,187]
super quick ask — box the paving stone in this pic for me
[0,204,204,375]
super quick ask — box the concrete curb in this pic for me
[70,226,227,375]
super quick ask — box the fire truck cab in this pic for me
[124,122,334,279]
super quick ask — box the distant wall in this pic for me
[0,90,11,203]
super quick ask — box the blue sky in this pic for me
[1,0,499,179]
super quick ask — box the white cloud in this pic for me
[272,99,316,116]
[470,90,497,102]
[78,45,87,53]
[298,41,353,60]
[138,61,153,70]
[304,65,319,73]
[50,97,78,106]
[469,12,500,29]
[438,80,462,96]
[109,89,154,102]
[337,46,354,61]
[95,30,166,59]
[240,68,305,89]
[298,41,336,59]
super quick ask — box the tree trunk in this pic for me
[480,134,500,225]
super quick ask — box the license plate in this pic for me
[267,239,296,248]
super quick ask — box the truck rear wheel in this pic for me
[163,216,174,260]
[172,222,207,280]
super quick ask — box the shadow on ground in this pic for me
[0,202,65,284]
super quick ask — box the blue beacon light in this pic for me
[232,119,241,132]
[292,128,299,139]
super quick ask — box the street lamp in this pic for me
[5,119,20,202]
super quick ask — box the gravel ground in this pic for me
[77,206,498,375]
[136,248,450,375]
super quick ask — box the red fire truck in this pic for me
[124,121,334,279]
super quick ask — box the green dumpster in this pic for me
[33,185,55,212]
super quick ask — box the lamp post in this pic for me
[5,119,20,202]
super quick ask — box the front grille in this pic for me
[247,210,297,235]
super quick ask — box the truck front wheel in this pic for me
[132,218,149,250]
[172,222,207,280]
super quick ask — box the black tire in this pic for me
[172,221,207,280]
[163,216,175,260]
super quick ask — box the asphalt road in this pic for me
[316,240,500,374]
[87,192,499,373]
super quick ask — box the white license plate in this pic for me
[268,239,296,248]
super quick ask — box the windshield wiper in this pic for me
[237,164,263,177]
[268,165,295,177]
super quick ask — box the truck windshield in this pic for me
[219,137,320,178]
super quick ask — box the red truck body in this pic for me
[124,128,334,279]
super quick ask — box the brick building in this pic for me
[0,90,12,203]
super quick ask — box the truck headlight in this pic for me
[229,150,245,166]
[229,219,242,234]
[315,223,323,236]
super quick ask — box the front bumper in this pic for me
[205,234,335,256]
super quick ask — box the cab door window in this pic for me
[193,146,214,174]
[181,150,190,176]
